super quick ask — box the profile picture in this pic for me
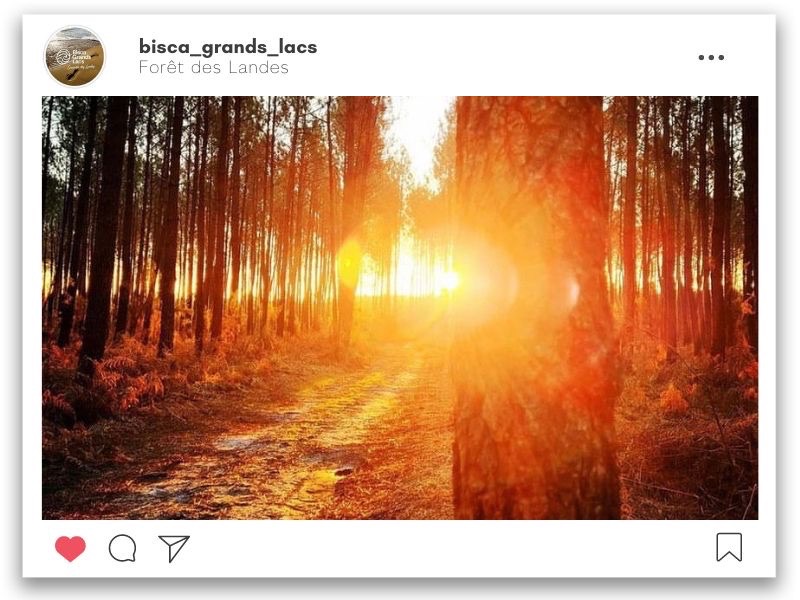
[44,26,104,86]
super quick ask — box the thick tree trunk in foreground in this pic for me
[452,96,621,519]
[157,96,185,356]
[77,97,130,377]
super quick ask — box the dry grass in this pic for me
[42,329,454,520]
[41,330,327,470]
[42,323,757,520]
[617,338,758,519]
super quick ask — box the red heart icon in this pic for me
[55,536,86,562]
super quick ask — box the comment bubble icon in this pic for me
[108,534,137,562]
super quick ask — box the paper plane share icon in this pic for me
[158,535,190,563]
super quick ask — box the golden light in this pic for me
[438,270,461,293]
[448,232,520,331]
[337,237,363,290]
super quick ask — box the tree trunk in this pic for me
[723,98,736,349]
[260,97,277,337]
[77,97,130,377]
[711,96,730,357]
[337,96,382,351]
[70,97,100,297]
[229,97,243,307]
[659,98,678,357]
[622,96,637,329]
[142,99,173,345]
[194,97,210,354]
[210,97,230,340]
[114,97,138,339]
[157,96,185,356]
[640,100,652,327]
[277,100,302,337]
[742,96,758,350]
[696,98,711,351]
[326,97,339,332]
[681,98,697,346]
[452,96,620,519]
[54,117,76,342]
[58,96,100,348]
[42,96,54,216]
[129,97,154,336]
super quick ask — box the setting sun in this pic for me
[438,270,460,292]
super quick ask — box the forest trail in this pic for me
[43,341,455,519]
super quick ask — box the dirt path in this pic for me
[43,342,454,519]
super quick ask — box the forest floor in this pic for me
[42,336,454,519]
[42,330,758,520]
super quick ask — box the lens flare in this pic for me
[439,270,461,292]
[336,238,363,290]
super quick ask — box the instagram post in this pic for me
[22,14,776,577]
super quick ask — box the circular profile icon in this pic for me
[44,26,104,86]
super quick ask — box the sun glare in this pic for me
[438,270,460,292]
[386,96,454,187]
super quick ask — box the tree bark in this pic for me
[622,96,637,329]
[158,96,185,356]
[659,98,678,357]
[697,97,711,351]
[114,97,138,339]
[42,96,54,217]
[58,96,97,348]
[742,96,758,350]
[210,97,230,340]
[129,97,154,336]
[77,97,130,377]
[194,97,210,354]
[337,96,382,351]
[681,98,697,346]
[54,115,76,342]
[276,99,302,337]
[640,99,652,326]
[66,96,99,298]
[229,97,243,306]
[452,96,620,519]
[260,97,277,337]
[711,96,730,357]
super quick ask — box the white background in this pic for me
[3,0,799,598]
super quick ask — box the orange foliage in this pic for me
[659,383,689,415]
[738,360,758,382]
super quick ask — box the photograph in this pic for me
[40,95,759,520]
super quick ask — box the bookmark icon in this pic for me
[158,535,190,563]
[716,533,742,562]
